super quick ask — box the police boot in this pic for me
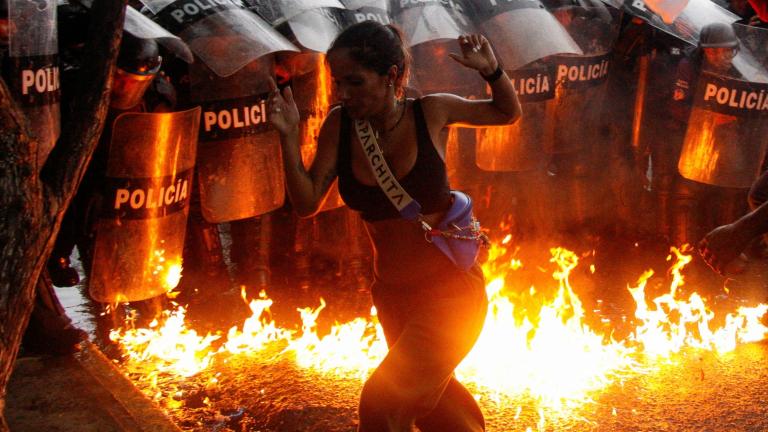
[230,215,271,290]
[47,255,80,288]
[128,294,168,329]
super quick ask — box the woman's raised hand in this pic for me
[267,77,300,136]
[448,34,498,76]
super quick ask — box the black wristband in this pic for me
[481,65,504,83]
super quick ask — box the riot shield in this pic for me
[409,39,487,97]
[677,25,768,188]
[89,107,200,303]
[247,0,345,53]
[476,62,555,171]
[339,0,391,26]
[247,0,342,23]
[191,57,286,222]
[124,5,193,63]
[290,56,345,211]
[543,6,621,155]
[471,0,582,171]
[6,0,59,165]
[621,0,739,46]
[393,0,475,47]
[141,0,298,77]
[467,0,582,71]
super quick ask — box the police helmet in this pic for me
[117,33,161,75]
[699,22,738,49]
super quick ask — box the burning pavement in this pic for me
[98,240,768,432]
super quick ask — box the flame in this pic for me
[300,56,332,167]
[678,111,736,183]
[459,248,637,410]
[164,261,182,291]
[629,246,768,356]
[110,241,768,422]
[109,306,220,377]
[221,288,292,355]
[286,301,387,381]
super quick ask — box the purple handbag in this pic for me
[354,119,488,271]
[421,190,489,271]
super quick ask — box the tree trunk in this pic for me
[0,1,126,429]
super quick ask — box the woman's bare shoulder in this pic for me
[319,104,344,140]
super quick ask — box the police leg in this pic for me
[74,191,102,278]
[716,186,749,230]
[520,167,556,242]
[47,161,103,288]
[651,132,683,243]
[482,172,518,240]
[293,215,314,289]
[230,214,271,290]
[653,172,676,243]
[343,208,371,290]
[745,171,768,260]
[572,152,597,234]
[47,207,80,287]
[747,170,768,211]
[671,178,704,247]
[608,135,649,240]
[554,151,594,241]
[713,185,751,273]
[179,182,231,301]
[22,270,87,356]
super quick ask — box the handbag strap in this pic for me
[353,119,422,220]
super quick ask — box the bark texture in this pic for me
[0,1,126,429]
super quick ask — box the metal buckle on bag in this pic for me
[420,217,435,243]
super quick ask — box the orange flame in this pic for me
[109,306,219,377]
[460,248,637,411]
[111,242,768,422]
[629,246,768,356]
[286,301,387,381]
[300,57,332,167]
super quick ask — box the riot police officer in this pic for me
[670,23,756,249]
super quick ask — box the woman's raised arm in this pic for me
[268,78,340,217]
[425,33,522,128]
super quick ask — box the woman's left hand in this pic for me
[267,77,300,137]
[448,34,498,76]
